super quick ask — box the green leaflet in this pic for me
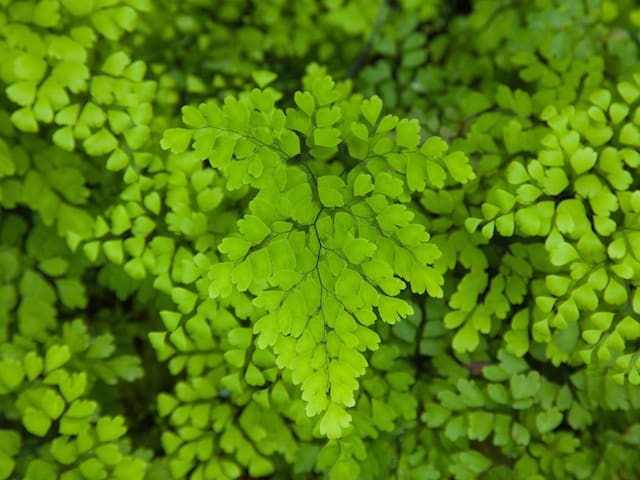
[318,175,346,207]
[23,407,52,437]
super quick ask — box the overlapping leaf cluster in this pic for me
[4,0,640,479]
[152,67,474,476]
[0,0,164,478]
[136,0,383,109]
[348,0,640,478]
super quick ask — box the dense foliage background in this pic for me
[3,0,640,478]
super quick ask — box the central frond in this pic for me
[161,73,473,438]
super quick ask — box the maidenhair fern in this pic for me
[4,1,640,479]
[154,73,473,475]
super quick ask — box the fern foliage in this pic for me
[3,0,640,479]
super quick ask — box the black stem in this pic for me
[345,0,390,80]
